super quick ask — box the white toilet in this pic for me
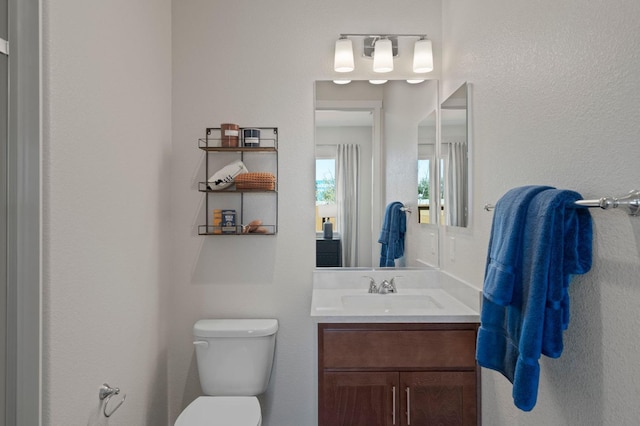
[175,319,278,426]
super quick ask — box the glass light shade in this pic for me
[373,38,393,73]
[369,79,388,85]
[413,38,433,73]
[406,79,425,84]
[333,79,351,85]
[334,38,355,73]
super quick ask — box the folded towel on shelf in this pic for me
[378,201,406,267]
[476,187,592,411]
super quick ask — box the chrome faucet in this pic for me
[363,276,399,294]
[378,278,398,294]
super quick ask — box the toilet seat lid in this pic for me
[175,396,261,426]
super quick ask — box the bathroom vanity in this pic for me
[311,268,481,426]
[318,322,478,426]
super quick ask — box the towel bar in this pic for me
[484,189,640,216]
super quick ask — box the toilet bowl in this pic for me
[175,319,277,426]
[175,396,261,426]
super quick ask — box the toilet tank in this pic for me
[193,319,278,396]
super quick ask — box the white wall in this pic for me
[441,0,640,424]
[42,1,172,424]
[170,1,442,424]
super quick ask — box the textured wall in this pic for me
[441,0,640,424]
[170,1,441,424]
[42,1,172,424]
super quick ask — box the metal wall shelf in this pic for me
[197,127,278,236]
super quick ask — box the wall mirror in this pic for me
[441,82,469,228]
[315,80,439,269]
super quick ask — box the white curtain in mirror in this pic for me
[336,144,360,267]
[446,141,468,227]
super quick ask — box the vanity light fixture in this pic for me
[333,79,352,85]
[369,79,388,85]
[334,33,433,75]
[406,79,425,84]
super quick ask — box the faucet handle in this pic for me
[389,276,401,289]
[363,276,378,293]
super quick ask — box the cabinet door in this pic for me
[401,371,477,426]
[321,371,398,426]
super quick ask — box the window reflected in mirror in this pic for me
[417,158,430,223]
[417,110,438,225]
[315,158,336,232]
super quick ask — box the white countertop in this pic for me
[310,268,481,323]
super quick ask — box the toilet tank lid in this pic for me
[194,319,278,338]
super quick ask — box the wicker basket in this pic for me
[235,172,276,190]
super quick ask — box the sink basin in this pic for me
[341,294,442,312]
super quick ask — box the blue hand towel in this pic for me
[476,188,592,411]
[378,202,406,267]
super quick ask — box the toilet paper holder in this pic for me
[99,383,126,418]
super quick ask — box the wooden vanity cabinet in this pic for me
[318,323,480,426]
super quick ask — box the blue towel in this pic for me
[378,202,406,267]
[483,185,553,305]
[476,187,592,411]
